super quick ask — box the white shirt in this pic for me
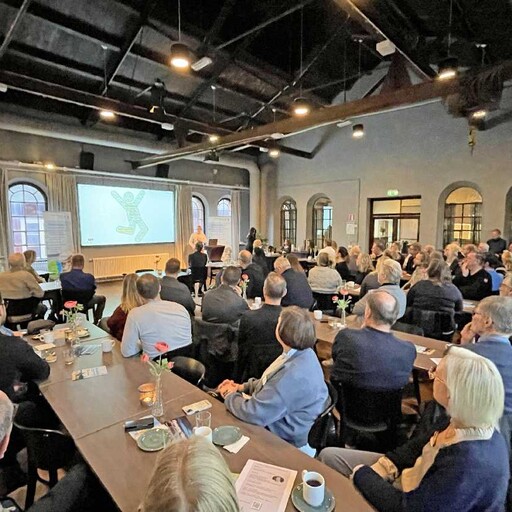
[121,299,191,358]
[189,232,208,249]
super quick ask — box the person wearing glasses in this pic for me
[319,347,509,511]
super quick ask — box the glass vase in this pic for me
[340,308,347,329]
[152,374,164,418]
[242,287,247,301]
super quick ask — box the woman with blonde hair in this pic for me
[140,436,239,512]
[502,250,512,273]
[286,253,304,273]
[107,273,144,340]
[354,252,374,285]
[23,249,44,283]
[444,243,462,275]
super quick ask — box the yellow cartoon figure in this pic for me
[112,190,149,242]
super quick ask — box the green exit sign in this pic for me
[387,189,399,197]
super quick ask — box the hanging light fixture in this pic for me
[437,0,457,80]
[268,146,281,158]
[291,7,310,116]
[208,85,220,142]
[170,0,191,69]
[149,79,166,113]
[352,124,365,139]
[99,110,115,120]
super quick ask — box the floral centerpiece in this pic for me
[332,288,351,328]
[141,341,174,417]
[240,273,250,300]
[60,301,84,347]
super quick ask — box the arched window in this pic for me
[280,199,297,245]
[217,198,231,217]
[443,187,482,246]
[9,182,48,264]
[312,196,332,249]
[192,195,205,231]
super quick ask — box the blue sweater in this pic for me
[225,348,328,447]
[354,430,509,511]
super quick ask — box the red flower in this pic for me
[340,289,348,296]
[64,300,78,309]
[241,274,249,281]
[332,295,339,302]
[141,354,150,363]
[167,361,174,370]
[155,342,169,353]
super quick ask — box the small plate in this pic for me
[136,428,171,452]
[212,426,242,446]
[291,483,335,512]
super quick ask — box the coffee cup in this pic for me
[301,470,325,507]
[42,330,54,344]
[193,426,213,443]
[254,297,262,306]
[102,339,116,353]
[313,310,323,320]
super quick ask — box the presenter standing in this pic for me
[189,225,208,250]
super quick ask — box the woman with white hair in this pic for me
[444,243,462,276]
[349,347,509,511]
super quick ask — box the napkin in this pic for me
[223,435,250,454]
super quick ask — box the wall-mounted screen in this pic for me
[77,184,174,246]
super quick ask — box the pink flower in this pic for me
[64,300,78,309]
[332,295,339,302]
[167,362,174,370]
[141,354,150,363]
[241,274,249,281]
[340,289,348,296]
[155,342,169,353]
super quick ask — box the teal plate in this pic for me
[291,483,335,512]
[136,428,171,452]
[212,426,242,446]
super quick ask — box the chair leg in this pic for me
[412,369,421,407]
[48,467,58,488]
[25,465,38,509]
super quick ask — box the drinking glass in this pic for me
[63,349,75,365]
[195,411,211,429]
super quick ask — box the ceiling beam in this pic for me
[0,0,33,62]
[332,0,436,79]
[197,0,238,55]
[132,59,512,168]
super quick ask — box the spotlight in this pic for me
[437,57,458,80]
[352,124,365,139]
[208,134,219,143]
[292,97,310,116]
[99,110,115,120]
[471,109,487,120]
[268,147,281,158]
[191,56,213,71]
[170,43,191,70]
[161,123,174,131]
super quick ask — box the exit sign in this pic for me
[387,189,399,197]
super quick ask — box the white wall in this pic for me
[276,88,512,250]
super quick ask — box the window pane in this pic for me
[217,198,231,217]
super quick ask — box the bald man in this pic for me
[0,253,44,300]
[238,250,264,299]
[331,291,416,390]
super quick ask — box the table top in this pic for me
[41,281,61,292]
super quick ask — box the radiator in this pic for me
[91,253,170,279]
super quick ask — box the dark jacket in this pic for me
[280,268,314,309]
[487,237,507,255]
[0,333,50,400]
[234,304,282,382]
[242,263,265,299]
[452,268,492,300]
[160,276,196,316]
[188,251,207,268]
[335,261,353,280]
[201,284,249,324]
[331,327,416,390]
[252,251,269,277]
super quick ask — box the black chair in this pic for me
[4,297,43,330]
[407,309,455,342]
[308,382,338,455]
[13,405,75,509]
[135,268,154,273]
[190,266,208,294]
[170,356,206,387]
[312,293,337,315]
[334,381,403,452]
[61,289,94,321]
[392,321,424,337]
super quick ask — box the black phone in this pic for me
[124,417,154,432]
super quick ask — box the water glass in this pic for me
[195,411,211,429]
[63,349,75,366]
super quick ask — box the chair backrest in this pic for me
[312,292,337,315]
[62,289,94,308]
[5,297,41,326]
[410,309,455,340]
[308,381,338,451]
[193,318,238,362]
[392,321,424,337]
[170,356,206,386]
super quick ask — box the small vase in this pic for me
[242,287,247,301]
[340,308,347,329]
[152,374,164,418]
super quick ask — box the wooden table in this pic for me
[32,322,372,512]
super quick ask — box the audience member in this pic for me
[219,307,328,454]
[502,251,512,272]
[452,251,492,300]
[286,254,305,273]
[274,256,314,309]
[140,437,239,512]
[188,225,207,250]
[308,252,343,294]
[443,243,462,275]
[335,246,352,280]
[331,291,415,389]
[318,240,336,267]
[402,250,429,290]
[484,253,504,293]
[461,243,478,257]
[353,259,406,319]
[320,347,509,512]
[202,266,249,324]
[252,247,269,277]
[60,254,106,324]
[423,244,436,256]
[281,239,292,253]
[387,242,403,264]
[402,242,422,273]
[238,250,264,299]
[235,273,286,382]
[354,252,373,285]
[0,253,44,301]
[500,273,512,297]
[188,242,207,297]
[221,245,233,264]
[359,255,390,298]
[488,229,507,255]
[246,227,257,253]
[347,245,361,274]
[160,258,196,316]
[121,274,192,359]
[371,241,385,262]
[23,250,44,283]
[478,242,490,253]
[107,273,144,341]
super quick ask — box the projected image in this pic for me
[78,184,174,246]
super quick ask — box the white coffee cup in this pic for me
[42,331,54,344]
[194,426,213,443]
[301,470,325,507]
[313,310,323,320]
[102,339,116,353]
[254,297,262,306]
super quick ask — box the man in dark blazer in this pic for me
[331,290,416,390]
[238,250,265,299]
[274,256,314,309]
[202,266,249,324]
[234,272,286,382]
[160,258,196,317]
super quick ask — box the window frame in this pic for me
[280,199,297,245]
[312,197,332,249]
[191,195,206,232]
[216,197,232,217]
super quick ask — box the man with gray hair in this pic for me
[235,272,287,381]
[238,250,264,299]
[331,290,416,390]
[0,253,44,300]
[352,259,406,319]
[274,256,313,309]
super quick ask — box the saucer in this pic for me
[212,426,242,446]
[291,483,335,512]
[136,428,171,452]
